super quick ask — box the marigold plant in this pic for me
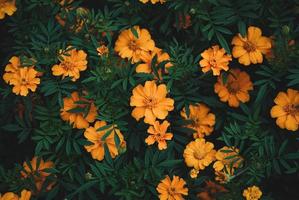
[1,0,299,199]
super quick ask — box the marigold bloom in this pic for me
[145,120,173,150]
[213,146,243,172]
[60,91,97,129]
[243,186,262,200]
[156,175,188,200]
[19,190,31,200]
[84,121,126,161]
[270,89,299,131]
[139,0,166,4]
[3,56,40,96]
[0,0,17,20]
[199,45,232,76]
[114,26,155,63]
[130,80,174,124]
[136,47,172,75]
[214,69,253,107]
[189,168,199,179]
[21,157,54,192]
[52,47,87,81]
[97,45,109,56]
[183,138,216,170]
[3,56,20,84]
[180,104,215,138]
[232,26,271,66]
[0,192,18,200]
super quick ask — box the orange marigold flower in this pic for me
[232,26,271,66]
[189,168,199,179]
[243,186,262,200]
[136,47,172,75]
[19,190,31,200]
[3,56,40,96]
[145,120,173,150]
[0,0,17,20]
[183,138,216,170]
[21,157,55,192]
[60,91,97,129]
[0,189,31,200]
[199,45,232,76]
[214,69,253,107]
[84,121,126,161]
[130,80,174,124]
[180,104,215,139]
[270,89,299,131]
[3,56,21,84]
[139,0,166,4]
[156,175,188,200]
[0,192,18,200]
[52,47,88,81]
[97,45,109,57]
[114,26,155,63]
[213,146,243,172]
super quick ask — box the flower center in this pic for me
[144,97,157,109]
[244,41,256,52]
[21,78,27,84]
[168,187,176,195]
[209,58,217,68]
[193,151,204,160]
[283,104,299,115]
[61,61,75,71]
[227,81,240,94]
[129,40,138,51]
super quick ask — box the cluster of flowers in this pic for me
[1,1,298,200]
[0,157,54,200]
[113,25,268,200]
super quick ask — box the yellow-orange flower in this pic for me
[3,56,40,96]
[0,192,18,200]
[232,26,271,66]
[139,0,166,4]
[189,168,199,179]
[97,45,109,56]
[214,69,253,107]
[21,157,54,192]
[60,91,97,129]
[130,80,174,124]
[199,45,232,76]
[136,47,172,75]
[183,138,216,170]
[213,146,243,172]
[156,175,188,200]
[84,121,126,161]
[270,89,299,131]
[114,26,155,63]
[19,190,31,200]
[180,104,215,138]
[145,120,173,150]
[243,186,262,200]
[52,47,87,81]
[0,0,17,20]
